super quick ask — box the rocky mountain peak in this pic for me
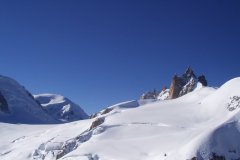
[34,94,89,122]
[140,89,158,100]
[184,66,197,79]
[140,67,208,100]
[198,75,208,86]
[169,67,209,99]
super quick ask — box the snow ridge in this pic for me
[34,94,88,122]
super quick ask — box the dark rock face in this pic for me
[169,75,186,99]
[184,67,197,79]
[90,108,114,119]
[90,113,98,119]
[198,75,208,86]
[140,67,208,100]
[89,117,105,130]
[0,92,9,113]
[101,108,114,115]
[169,67,197,99]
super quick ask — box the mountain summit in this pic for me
[0,75,56,124]
[169,67,207,99]
[141,67,208,100]
[34,94,88,122]
[0,75,88,124]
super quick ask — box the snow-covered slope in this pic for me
[1,77,240,160]
[0,75,56,124]
[34,94,88,122]
[90,99,156,118]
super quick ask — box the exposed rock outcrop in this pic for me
[169,67,198,99]
[89,117,105,131]
[169,75,186,99]
[140,67,208,100]
[90,100,142,119]
[101,108,114,115]
[140,90,159,100]
[198,75,208,86]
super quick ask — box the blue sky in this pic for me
[0,0,240,114]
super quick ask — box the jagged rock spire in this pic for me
[198,75,208,86]
[169,67,198,99]
[184,66,197,79]
[140,67,208,100]
[140,89,159,100]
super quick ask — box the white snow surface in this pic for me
[90,99,156,119]
[1,77,240,159]
[34,94,88,122]
[0,75,56,124]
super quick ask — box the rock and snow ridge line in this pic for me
[0,75,88,124]
[33,117,105,160]
[141,67,208,101]
[2,73,240,159]
[0,75,57,124]
[0,67,204,124]
[34,94,88,123]
[30,77,240,160]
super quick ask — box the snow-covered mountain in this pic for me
[0,75,57,124]
[1,74,240,160]
[34,94,88,122]
[0,75,88,124]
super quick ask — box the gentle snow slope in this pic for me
[1,78,240,160]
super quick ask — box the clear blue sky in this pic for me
[0,0,240,114]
